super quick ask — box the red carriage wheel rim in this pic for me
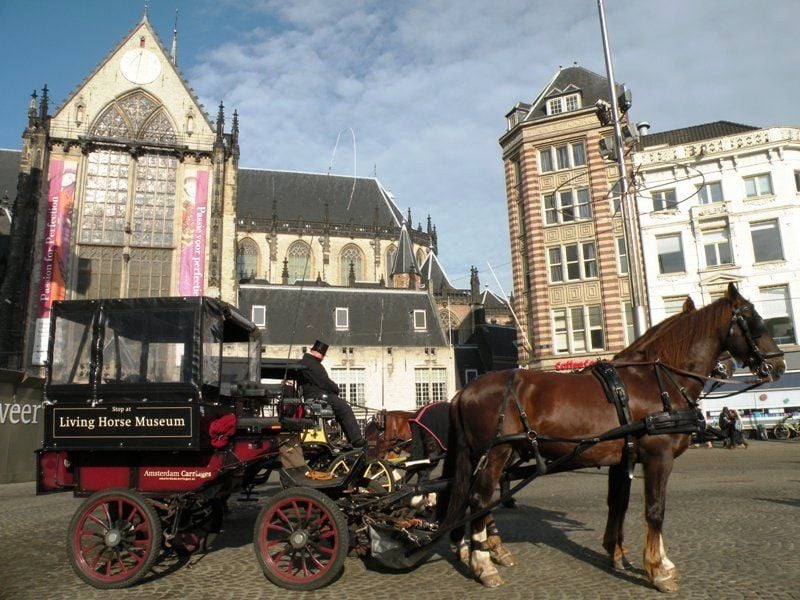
[71,495,154,583]
[257,496,340,583]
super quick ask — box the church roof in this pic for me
[419,251,455,293]
[237,168,404,230]
[390,223,416,276]
[238,284,448,347]
[480,289,509,310]
[523,65,623,123]
[639,121,759,149]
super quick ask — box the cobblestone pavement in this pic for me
[1,441,797,600]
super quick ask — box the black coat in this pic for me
[299,353,340,398]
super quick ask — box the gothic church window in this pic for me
[237,238,260,281]
[340,245,364,285]
[287,241,312,283]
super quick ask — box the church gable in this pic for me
[50,17,213,148]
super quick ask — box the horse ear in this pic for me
[682,296,696,312]
[725,282,740,300]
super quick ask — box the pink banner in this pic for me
[37,158,76,318]
[179,170,209,295]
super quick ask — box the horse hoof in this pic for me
[612,557,626,571]
[490,548,516,567]
[479,573,504,588]
[653,575,679,593]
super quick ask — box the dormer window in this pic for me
[413,310,427,330]
[335,307,349,330]
[547,93,581,116]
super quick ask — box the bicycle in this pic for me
[772,415,799,440]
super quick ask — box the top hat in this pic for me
[311,340,329,356]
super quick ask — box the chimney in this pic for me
[636,121,651,137]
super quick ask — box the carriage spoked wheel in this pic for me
[254,487,349,591]
[327,456,396,493]
[67,488,162,589]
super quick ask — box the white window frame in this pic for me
[543,187,591,225]
[759,285,796,345]
[750,219,784,263]
[703,227,733,267]
[656,233,686,274]
[547,98,563,115]
[616,237,628,274]
[744,173,773,198]
[413,309,427,330]
[547,242,598,283]
[697,181,723,204]
[623,302,635,346]
[538,141,587,172]
[652,189,678,212]
[330,367,366,406]
[415,367,448,408]
[335,307,349,330]
[251,305,266,327]
[464,368,479,384]
[551,305,605,354]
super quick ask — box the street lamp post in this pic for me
[597,0,647,337]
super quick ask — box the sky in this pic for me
[1,0,798,294]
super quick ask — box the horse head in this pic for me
[721,283,786,381]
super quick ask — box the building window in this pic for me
[539,149,553,173]
[572,142,586,166]
[413,309,427,330]
[697,181,723,204]
[760,285,796,345]
[652,189,677,212]
[623,302,635,345]
[794,171,800,192]
[703,228,733,267]
[385,244,397,281]
[237,238,259,281]
[339,245,364,285]
[656,234,685,274]
[543,187,591,225]
[617,237,628,274]
[548,242,597,282]
[547,98,563,115]
[552,305,604,354]
[287,241,312,283]
[464,369,479,384]
[609,180,622,214]
[750,220,784,263]
[744,174,773,198]
[335,307,349,330]
[663,296,685,317]
[415,367,447,408]
[565,94,580,111]
[251,305,266,327]
[538,142,586,172]
[331,368,366,406]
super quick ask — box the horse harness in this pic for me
[475,364,705,480]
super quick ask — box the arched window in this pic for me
[416,248,426,268]
[385,244,397,280]
[340,244,364,285]
[237,238,259,281]
[286,240,312,283]
[439,309,460,331]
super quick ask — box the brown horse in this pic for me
[365,409,415,459]
[442,284,785,591]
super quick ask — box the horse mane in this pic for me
[615,296,731,366]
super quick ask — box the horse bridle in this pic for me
[727,305,784,379]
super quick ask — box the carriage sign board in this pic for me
[47,405,193,447]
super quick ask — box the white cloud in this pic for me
[187,0,800,291]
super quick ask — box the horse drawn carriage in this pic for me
[37,285,786,592]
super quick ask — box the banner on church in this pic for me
[32,158,77,365]
[179,168,210,296]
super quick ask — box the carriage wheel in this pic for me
[254,487,348,591]
[327,455,354,478]
[67,488,162,589]
[773,424,790,440]
[364,459,396,494]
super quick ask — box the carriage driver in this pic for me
[300,340,366,448]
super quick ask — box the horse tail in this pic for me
[437,391,472,528]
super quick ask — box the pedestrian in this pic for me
[719,407,734,449]
[299,340,366,448]
[730,409,748,449]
